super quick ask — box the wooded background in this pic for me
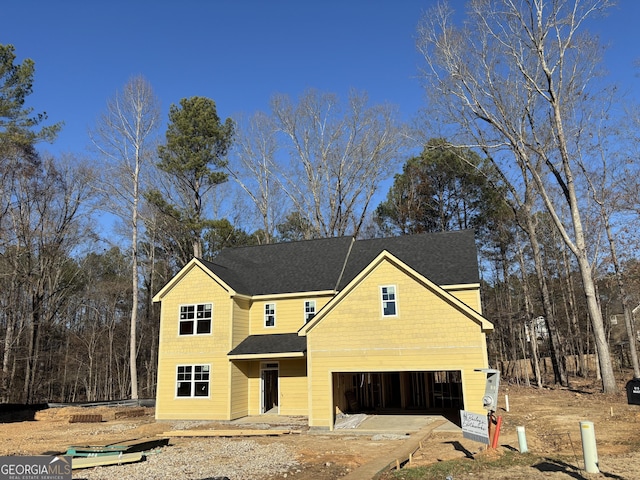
[2,0,639,403]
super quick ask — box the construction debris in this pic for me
[66,437,169,457]
[69,414,102,423]
[160,429,298,437]
[71,452,144,470]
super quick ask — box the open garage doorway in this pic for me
[333,371,463,424]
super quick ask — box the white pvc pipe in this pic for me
[580,421,599,473]
[505,394,510,412]
[516,426,528,453]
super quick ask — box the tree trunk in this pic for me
[561,247,587,376]
[517,239,543,388]
[130,200,139,400]
[603,212,640,377]
[500,246,522,383]
[2,311,16,403]
[544,49,617,393]
[523,215,569,387]
[24,289,44,403]
[577,253,616,391]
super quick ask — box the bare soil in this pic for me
[385,375,640,480]
[1,374,639,479]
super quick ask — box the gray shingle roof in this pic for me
[201,230,479,296]
[228,333,307,356]
[338,229,480,289]
[200,236,354,295]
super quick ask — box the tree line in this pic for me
[1,0,640,403]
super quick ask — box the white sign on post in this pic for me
[460,410,489,444]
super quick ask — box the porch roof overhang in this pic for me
[227,333,307,361]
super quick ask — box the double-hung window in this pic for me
[304,300,316,322]
[179,303,212,335]
[264,303,276,327]
[381,285,397,316]
[176,364,210,397]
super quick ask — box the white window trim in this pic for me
[304,300,316,322]
[175,364,211,399]
[264,303,276,328]
[178,302,213,336]
[380,285,398,317]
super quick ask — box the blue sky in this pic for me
[2,1,427,156]
[2,1,639,157]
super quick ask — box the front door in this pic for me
[261,362,279,414]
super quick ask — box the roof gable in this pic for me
[299,250,492,335]
[152,258,235,302]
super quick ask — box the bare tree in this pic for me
[90,75,161,400]
[271,89,405,238]
[417,0,618,392]
[228,112,284,244]
[3,155,94,402]
[577,112,640,378]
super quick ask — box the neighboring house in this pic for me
[610,312,640,345]
[152,230,494,429]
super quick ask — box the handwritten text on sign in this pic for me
[460,410,489,444]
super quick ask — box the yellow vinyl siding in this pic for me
[156,265,233,420]
[229,361,250,419]
[228,297,251,419]
[231,297,250,347]
[249,295,332,334]
[278,359,308,416]
[239,359,309,416]
[246,362,261,415]
[306,259,489,428]
[445,287,482,313]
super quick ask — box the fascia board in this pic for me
[250,290,336,301]
[228,352,306,361]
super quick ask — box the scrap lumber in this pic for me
[160,429,296,437]
[66,445,128,457]
[67,437,170,457]
[71,452,143,470]
[69,414,102,423]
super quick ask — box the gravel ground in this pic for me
[72,438,300,480]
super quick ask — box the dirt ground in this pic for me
[1,374,640,480]
[387,374,640,480]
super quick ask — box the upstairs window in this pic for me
[304,300,316,322]
[381,286,397,316]
[264,303,276,327]
[179,303,212,335]
[176,364,210,397]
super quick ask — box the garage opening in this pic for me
[334,371,463,422]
